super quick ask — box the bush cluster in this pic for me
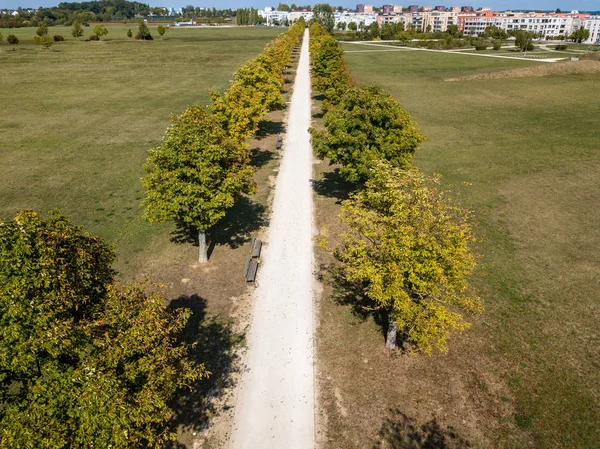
[53,34,64,41]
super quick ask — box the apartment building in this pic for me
[583,16,600,43]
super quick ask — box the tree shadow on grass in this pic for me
[169,197,266,257]
[250,147,276,169]
[255,120,285,139]
[373,409,471,449]
[208,196,266,252]
[311,168,356,203]
[165,294,241,448]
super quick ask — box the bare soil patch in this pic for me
[445,59,600,82]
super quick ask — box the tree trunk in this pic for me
[198,229,208,263]
[385,316,398,351]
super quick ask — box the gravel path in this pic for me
[228,29,315,449]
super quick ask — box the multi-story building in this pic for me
[393,5,404,13]
[356,4,374,13]
[408,5,419,13]
[434,5,447,11]
[583,16,600,43]
[461,6,474,12]
[422,10,458,32]
[382,4,394,14]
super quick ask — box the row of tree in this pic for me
[0,22,304,446]
[308,23,483,354]
[142,20,305,263]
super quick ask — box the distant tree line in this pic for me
[235,8,264,26]
[0,1,239,28]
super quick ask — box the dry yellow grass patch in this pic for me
[445,59,600,81]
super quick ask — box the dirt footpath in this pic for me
[228,29,315,449]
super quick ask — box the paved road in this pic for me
[228,28,315,449]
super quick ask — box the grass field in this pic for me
[314,46,599,448]
[0,23,281,282]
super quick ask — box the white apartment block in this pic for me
[583,16,600,43]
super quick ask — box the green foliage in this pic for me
[483,25,508,41]
[36,22,49,37]
[313,3,335,33]
[334,163,482,353]
[136,21,152,40]
[53,34,65,42]
[72,21,84,39]
[570,27,590,43]
[157,24,166,39]
[311,86,424,183]
[34,34,53,48]
[211,21,304,139]
[142,105,255,231]
[309,23,354,105]
[474,39,488,51]
[93,24,108,39]
[348,21,357,32]
[514,30,535,52]
[492,39,502,50]
[0,33,3,44]
[127,28,133,38]
[7,34,18,45]
[0,211,205,446]
[555,44,568,50]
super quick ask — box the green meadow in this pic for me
[0,24,282,277]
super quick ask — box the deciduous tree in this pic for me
[157,24,166,39]
[333,163,482,353]
[0,211,205,446]
[313,3,335,33]
[93,24,108,39]
[310,86,424,183]
[71,21,83,40]
[142,106,255,262]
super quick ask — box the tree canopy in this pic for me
[0,210,205,447]
[311,86,424,183]
[312,3,335,33]
[333,164,482,353]
[142,105,255,256]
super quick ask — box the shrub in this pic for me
[555,44,568,50]
[492,40,501,50]
[135,33,153,40]
[53,35,64,42]
[474,40,488,51]
[526,43,535,51]
[87,34,99,41]
[127,28,133,38]
[7,34,18,45]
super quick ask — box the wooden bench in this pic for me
[252,239,262,259]
[243,257,259,284]
[276,134,283,150]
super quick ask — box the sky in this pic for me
[2,0,599,13]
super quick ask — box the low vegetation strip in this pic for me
[445,58,600,81]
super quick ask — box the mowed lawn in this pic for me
[314,46,599,448]
[0,24,282,280]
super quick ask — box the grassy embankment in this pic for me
[314,46,599,448]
